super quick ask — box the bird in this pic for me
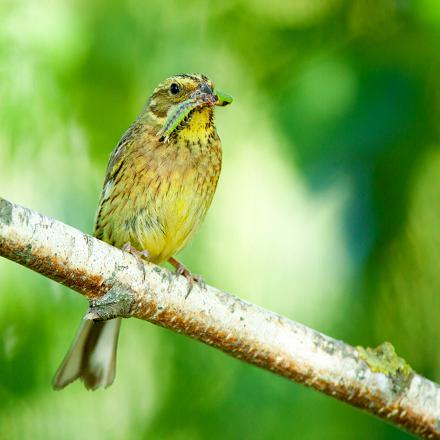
[52,73,232,390]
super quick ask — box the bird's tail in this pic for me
[52,317,121,390]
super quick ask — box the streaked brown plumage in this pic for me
[53,74,231,390]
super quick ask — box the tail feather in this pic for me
[52,317,121,390]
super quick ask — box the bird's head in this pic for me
[145,74,232,142]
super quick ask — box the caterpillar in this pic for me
[158,95,212,142]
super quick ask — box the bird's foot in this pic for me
[122,242,150,280]
[168,257,205,298]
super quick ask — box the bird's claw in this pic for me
[175,264,205,298]
[167,257,206,297]
[122,242,150,281]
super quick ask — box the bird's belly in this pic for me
[135,198,207,263]
[129,174,213,263]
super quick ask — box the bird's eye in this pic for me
[169,83,180,95]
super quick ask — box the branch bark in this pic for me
[0,196,439,439]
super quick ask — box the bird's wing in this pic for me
[93,125,136,239]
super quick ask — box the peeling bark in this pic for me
[0,196,439,439]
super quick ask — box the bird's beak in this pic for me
[197,83,233,107]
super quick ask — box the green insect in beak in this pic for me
[215,91,233,106]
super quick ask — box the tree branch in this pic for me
[0,196,439,439]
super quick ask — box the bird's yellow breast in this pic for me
[96,109,221,264]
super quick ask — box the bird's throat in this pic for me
[176,107,215,145]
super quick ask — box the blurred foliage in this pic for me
[1,0,440,438]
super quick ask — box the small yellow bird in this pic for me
[53,74,232,390]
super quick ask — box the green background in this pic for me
[1,0,439,438]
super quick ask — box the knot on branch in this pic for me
[85,281,135,321]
